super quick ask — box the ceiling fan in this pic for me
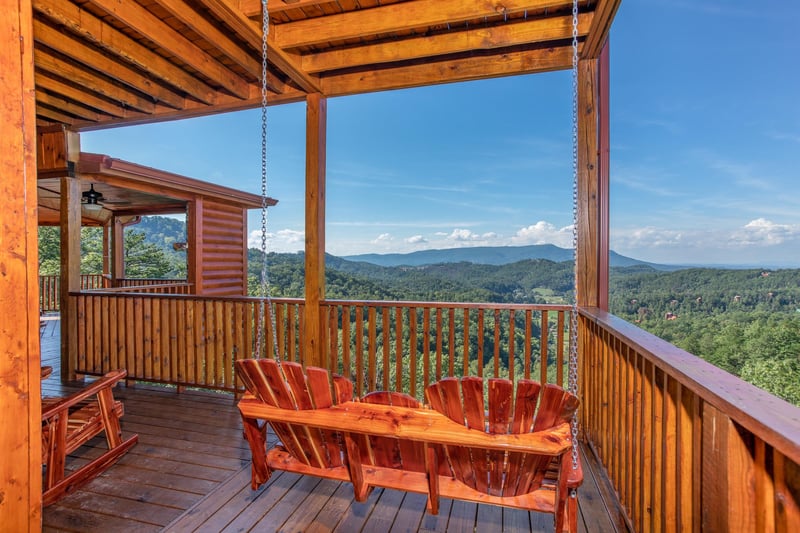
[82,184,104,213]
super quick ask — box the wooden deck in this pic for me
[40,318,625,532]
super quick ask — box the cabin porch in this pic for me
[40,318,623,532]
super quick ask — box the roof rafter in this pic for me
[35,72,128,118]
[35,48,157,114]
[196,0,323,94]
[33,19,185,109]
[151,0,262,79]
[33,0,217,104]
[84,0,250,98]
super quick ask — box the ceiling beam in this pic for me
[85,0,250,99]
[33,0,217,105]
[151,0,262,79]
[37,91,104,122]
[35,48,157,114]
[273,0,571,49]
[322,43,576,97]
[582,0,621,58]
[304,13,590,74]
[239,0,334,17]
[196,0,322,94]
[35,72,128,118]
[37,106,78,125]
[33,19,185,109]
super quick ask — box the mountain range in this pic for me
[343,244,681,270]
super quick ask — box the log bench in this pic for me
[41,369,139,506]
[236,359,583,533]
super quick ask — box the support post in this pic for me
[303,93,327,368]
[60,176,82,381]
[0,0,43,524]
[110,217,125,287]
[576,42,610,309]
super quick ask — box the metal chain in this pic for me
[568,0,581,473]
[256,0,280,360]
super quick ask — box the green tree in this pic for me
[124,230,173,278]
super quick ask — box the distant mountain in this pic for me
[343,245,680,271]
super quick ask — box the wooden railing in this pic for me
[40,274,106,311]
[40,275,188,311]
[70,292,572,397]
[319,300,573,398]
[580,307,800,532]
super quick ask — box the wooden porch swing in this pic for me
[235,1,585,531]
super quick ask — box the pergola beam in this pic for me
[322,44,577,97]
[304,13,591,74]
[274,0,572,49]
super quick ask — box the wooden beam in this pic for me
[322,44,576,97]
[33,19,186,109]
[576,57,600,308]
[273,0,571,49]
[304,13,590,74]
[152,0,261,79]
[240,0,333,16]
[37,105,77,125]
[303,93,326,368]
[33,0,217,104]
[85,0,250,99]
[35,72,128,118]
[37,90,103,122]
[35,47,157,114]
[196,0,322,93]
[0,0,43,525]
[60,176,82,381]
[111,217,125,283]
[582,0,621,59]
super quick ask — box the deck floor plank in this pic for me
[40,320,623,533]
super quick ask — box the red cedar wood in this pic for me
[0,1,42,524]
[303,93,326,368]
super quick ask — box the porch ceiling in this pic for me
[37,151,274,225]
[32,0,620,131]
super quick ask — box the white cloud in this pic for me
[371,233,394,244]
[248,228,305,252]
[731,218,800,246]
[405,235,427,244]
[511,221,573,248]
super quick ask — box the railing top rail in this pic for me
[581,306,800,465]
[69,292,571,312]
[322,299,573,311]
[83,283,194,293]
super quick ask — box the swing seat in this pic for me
[236,361,583,532]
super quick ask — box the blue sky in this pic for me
[83,0,800,267]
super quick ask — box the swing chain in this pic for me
[568,0,580,471]
[257,0,280,359]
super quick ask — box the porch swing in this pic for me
[235,1,584,531]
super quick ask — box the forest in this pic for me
[39,216,800,405]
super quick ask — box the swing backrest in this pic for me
[235,358,353,469]
[425,376,579,497]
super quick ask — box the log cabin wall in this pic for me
[195,200,249,296]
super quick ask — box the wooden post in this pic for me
[186,199,202,294]
[0,0,43,524]
[60,176,82,381]
[111,217,125,286]
[576,48,609,309]
[597,41,610,311]
[304,93,327,368]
